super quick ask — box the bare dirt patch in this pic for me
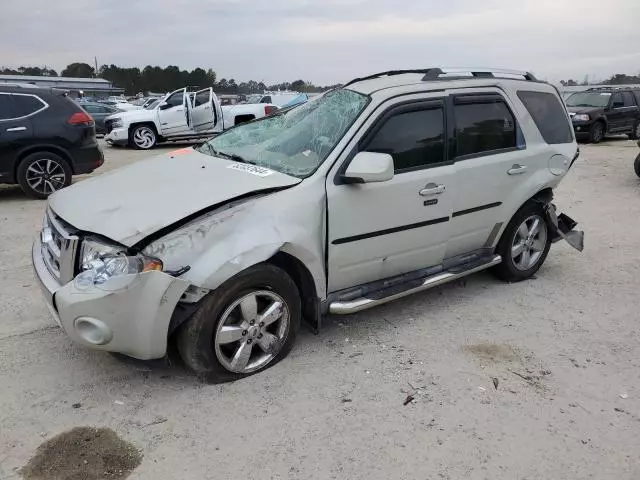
[20,427,142,480]
[465,343,521,364]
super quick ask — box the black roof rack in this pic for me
[344,67,537,87]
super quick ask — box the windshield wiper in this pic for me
[212,150,255,165]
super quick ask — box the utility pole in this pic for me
[94,56,98,77]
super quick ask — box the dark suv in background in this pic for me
[566,87,640,143]
[0,84,104,198]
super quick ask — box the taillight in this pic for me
[68,111,94,126]
[264,105,278,116]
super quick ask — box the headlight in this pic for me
[111,118,124,128]
[573,114,590,122]
[74,237,162,290]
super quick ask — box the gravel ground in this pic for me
[1,139,639,480]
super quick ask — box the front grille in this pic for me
[41,209,79,284]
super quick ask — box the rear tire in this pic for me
[177,264,301,382]
[588,121,605,143]
[628,120,640,140]
[493,202,552,282]
[129,124,157,149]
[634,153,640,178]
[17,151,72,199]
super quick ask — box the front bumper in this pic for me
[104,127,129,146]
[32,236,190,360]
[572,121,593,136]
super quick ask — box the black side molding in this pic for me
[452,202,502,218]
[332,217,449,245]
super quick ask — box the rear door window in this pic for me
[11,94,46,117]
[517,90,574,144]
[611,93,624,108]
[0,94,15,120]
[454,98,517,157]
[622,92,636,107]
[194,90,210,107]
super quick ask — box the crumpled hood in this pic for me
[48,148,301,246]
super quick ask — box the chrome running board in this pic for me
[329,255,502,315]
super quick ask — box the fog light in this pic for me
[74,317,112,345]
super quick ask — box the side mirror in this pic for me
[158,102,170,110]
[342,152,394,184]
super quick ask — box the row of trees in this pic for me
[5,62,637,94]
[0,62,339,95]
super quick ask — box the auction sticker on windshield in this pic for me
[227,163,274,177]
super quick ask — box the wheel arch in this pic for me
[129,121,159,136]
[266,251,321,332]
[593,116,608,131]
[167,249,322,340]
[491,187,554,252]
[14,144,74,178]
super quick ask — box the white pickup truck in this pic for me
[104,87,277,149]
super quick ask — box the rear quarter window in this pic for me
[517,90,573,144]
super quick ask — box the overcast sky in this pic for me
[1,0,639,85]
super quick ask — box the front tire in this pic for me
[493,202,552,282]
[129,125,157,149]
[17,151,72,199]
[588,121,605,143]
[177,264,301,382]
[634,153,640,178]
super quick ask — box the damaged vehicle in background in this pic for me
[104,87,278,149]
[32,68,583,381]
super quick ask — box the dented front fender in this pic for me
[142,186,327,299]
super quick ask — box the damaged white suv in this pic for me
[33,68,583,381]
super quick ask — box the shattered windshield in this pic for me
[566,92,611,108]
[197,89,369,178]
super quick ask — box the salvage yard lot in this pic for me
[1,139,639,479]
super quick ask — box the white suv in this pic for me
[32,68,582,381]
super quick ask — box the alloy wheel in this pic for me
[133,127,155,149]
[214,291,290,374]
[592,123,604,143]
[26,159,67,195]
[511,215,548,271]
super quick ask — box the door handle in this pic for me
[419,183,446,196]
[176,108,184,112]
[507,164,527,175]
[6,126,26,132]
